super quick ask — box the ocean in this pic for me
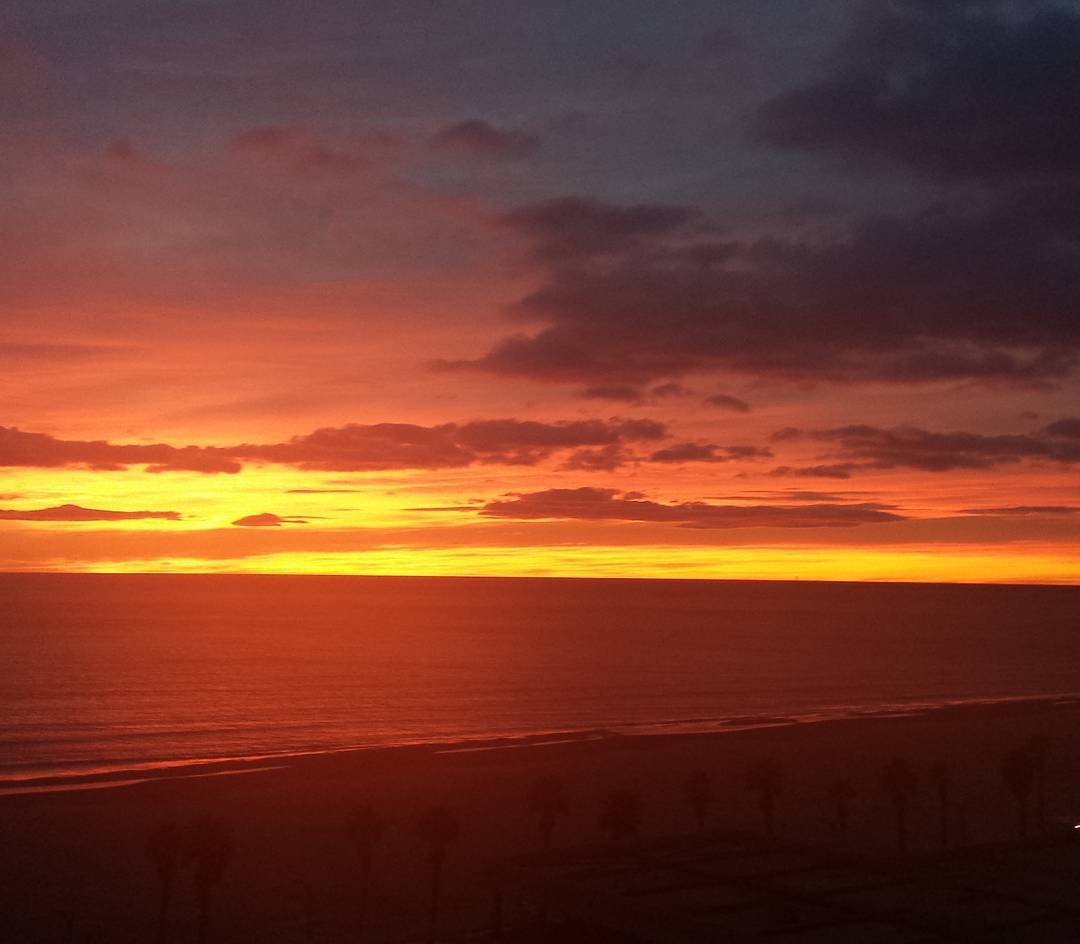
[1,573,1078,787]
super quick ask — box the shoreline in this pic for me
[5,689,1079,942]
[5,689,1078,797]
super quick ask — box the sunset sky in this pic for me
[3,0,1079,582]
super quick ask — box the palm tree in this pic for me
[345,803,385,933]
[416,804,460,944]
[598,788,643,843]
[184,815,235,944]
[930,762,951,849]
[881,757,916,855]
[1001,745,1037,839]
[828,777,855,843]
[528,775,568,851]
[145,821,181,944]
[681,770,714,831]
[743,759,783,837]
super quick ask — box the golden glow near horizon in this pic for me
[1,454,1078,583]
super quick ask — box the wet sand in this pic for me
[2,699,1078,942]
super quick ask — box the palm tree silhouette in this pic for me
[1001,745,1037,839]
[881,757,916,855]
[598,788,643,843]
[930,762,951,849]
[416,804,460,944]
[345,803,386,933]
[681,770,714,831]
[828,777,855,843]
[743,759,783,837]
[528,775,568,851]
[145,821,181,944]
[184,815,235,944]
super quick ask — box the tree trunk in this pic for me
[895,803,907,855]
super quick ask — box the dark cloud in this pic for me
[651,382,691,399]
[231,513,308,527]
[797,422,1080,471]
[720,489,866,503]
[497,196,696,263]
[478,487,904,529]
[0,504,180,522]
[649,442,771,463]
[703,394,750,412]
[1045,417,1080,438]
[439,4,1080,391]
[0,418,667,474]
[766,465,860,480]
[750,0,1080,184]
[0,427,242,474]
[561,444,628,472]
[432,119,540,161]
[449,417,664,456]
[443,187,1080,386]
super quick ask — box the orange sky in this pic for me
[2,1,1079,583]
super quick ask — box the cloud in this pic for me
[717,489,867,504]
[478,487,904,529]
[703,394,750,413]
[792,422,1080,472]
[560,444,628,472]
[0,427,242,473]
[651,383,691,399]
[432,119,540,161]
[767,465,860,480]
[0,504,180,521]
[0,418,667,474]
[231,513,309,527]
[1045,417,1080,438]
[441,188,1080,387]
[649,442,771,464]
[497,196,696,262]
[750,0,1080,184]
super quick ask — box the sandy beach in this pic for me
[2,698,1078,942]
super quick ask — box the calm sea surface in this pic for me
[1,573,1078,784]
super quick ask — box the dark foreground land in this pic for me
[2,699,1080,942]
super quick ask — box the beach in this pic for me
[3,697,1078,942]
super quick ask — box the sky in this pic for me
[2,0,1079,582]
